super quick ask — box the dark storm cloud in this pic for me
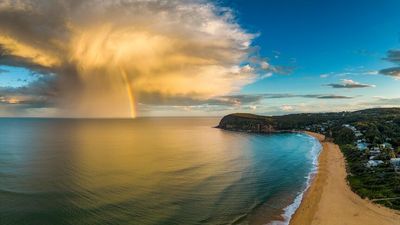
[0,0,271,117]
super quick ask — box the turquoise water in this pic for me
[0,118,320,225]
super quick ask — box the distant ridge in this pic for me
[217,107,400,133]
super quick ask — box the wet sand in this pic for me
[289,131,400,225]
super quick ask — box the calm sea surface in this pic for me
[0,118,320,225]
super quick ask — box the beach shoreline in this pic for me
[289,131,400,225]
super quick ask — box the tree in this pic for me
[334,127,356,145]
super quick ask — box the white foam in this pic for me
[267,135,322,225]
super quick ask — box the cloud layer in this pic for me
[325,79,376,88]
[135,92,355,107]
[379,50,400,79]
[0,0,274,117]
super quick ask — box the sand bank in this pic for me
[289,131,400,225]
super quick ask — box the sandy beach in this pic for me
[289,131,400,225]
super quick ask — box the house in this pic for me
[369,148,381,156]
[381,142,392,148]
[357,142,368,151]
[367,160,384,167]
[355,131,363,137]
[390,158,400,167]
[372,146,380,151]
[381,142,393,150]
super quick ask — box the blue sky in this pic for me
[228,0,400,87]
[0,66,38,88]
[0,0,400,117]
[219,0,400,112]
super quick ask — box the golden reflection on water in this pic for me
[67,118,252,216]
[0,118,315,225]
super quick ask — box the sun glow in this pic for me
[0,36,60,67]
[0,0,257,117]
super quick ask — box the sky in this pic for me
[0,0,399,117]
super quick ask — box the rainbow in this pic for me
[120,68,137,118]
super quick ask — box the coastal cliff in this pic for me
[216,113,276,133]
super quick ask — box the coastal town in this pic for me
[217,108,400,210]
[305,123,400,171]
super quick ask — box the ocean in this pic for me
[0,117,321,225]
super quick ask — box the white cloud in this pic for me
[326,79,376,88]
[260,72,273,79]
[260,61,270,70]
[280,105,294,111]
